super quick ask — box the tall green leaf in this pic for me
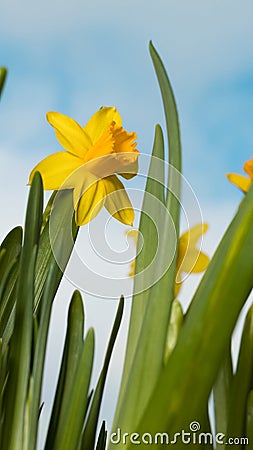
[112,42,182,436]
[113,125,165,425]
[213,342,233,449]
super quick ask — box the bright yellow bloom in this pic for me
[29,107,139,226]
[175,223,209,296]
[127,224,209,296]
[226,156,253,193]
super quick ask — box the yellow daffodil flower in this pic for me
[175,223,209,296]
[127,224,209,296]
[226,156,253,193]
[29,107,139,226]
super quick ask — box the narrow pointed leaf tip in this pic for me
[29,106,139,226]
[0,67,7,98]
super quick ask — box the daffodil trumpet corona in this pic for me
[29,106,139,226]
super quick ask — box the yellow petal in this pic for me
[125,229,144,276]
[28,152,82,190]
[84,106,122,144]
[126,228,138,244]
[190,251,210,272]
[74,177,106,225]
[129,259,136,277]
[126,229,138,276]
[226,173,251,193]
[84,154,138,185]
[244,157,253,179]
[104,175,134,225]
[179,223,208,255]
[179,248,209,273]
[177,223,209,276]
[47,112,92,158]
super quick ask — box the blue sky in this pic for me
[1,0,253,447]
[1,0,253,213]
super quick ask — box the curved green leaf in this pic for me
[112,42,182,437]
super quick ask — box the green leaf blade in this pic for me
[95,421,107,450]
[112,43,182,438]
[246,390,253,446]
[213,342,233,449]
[113,125,165,426]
